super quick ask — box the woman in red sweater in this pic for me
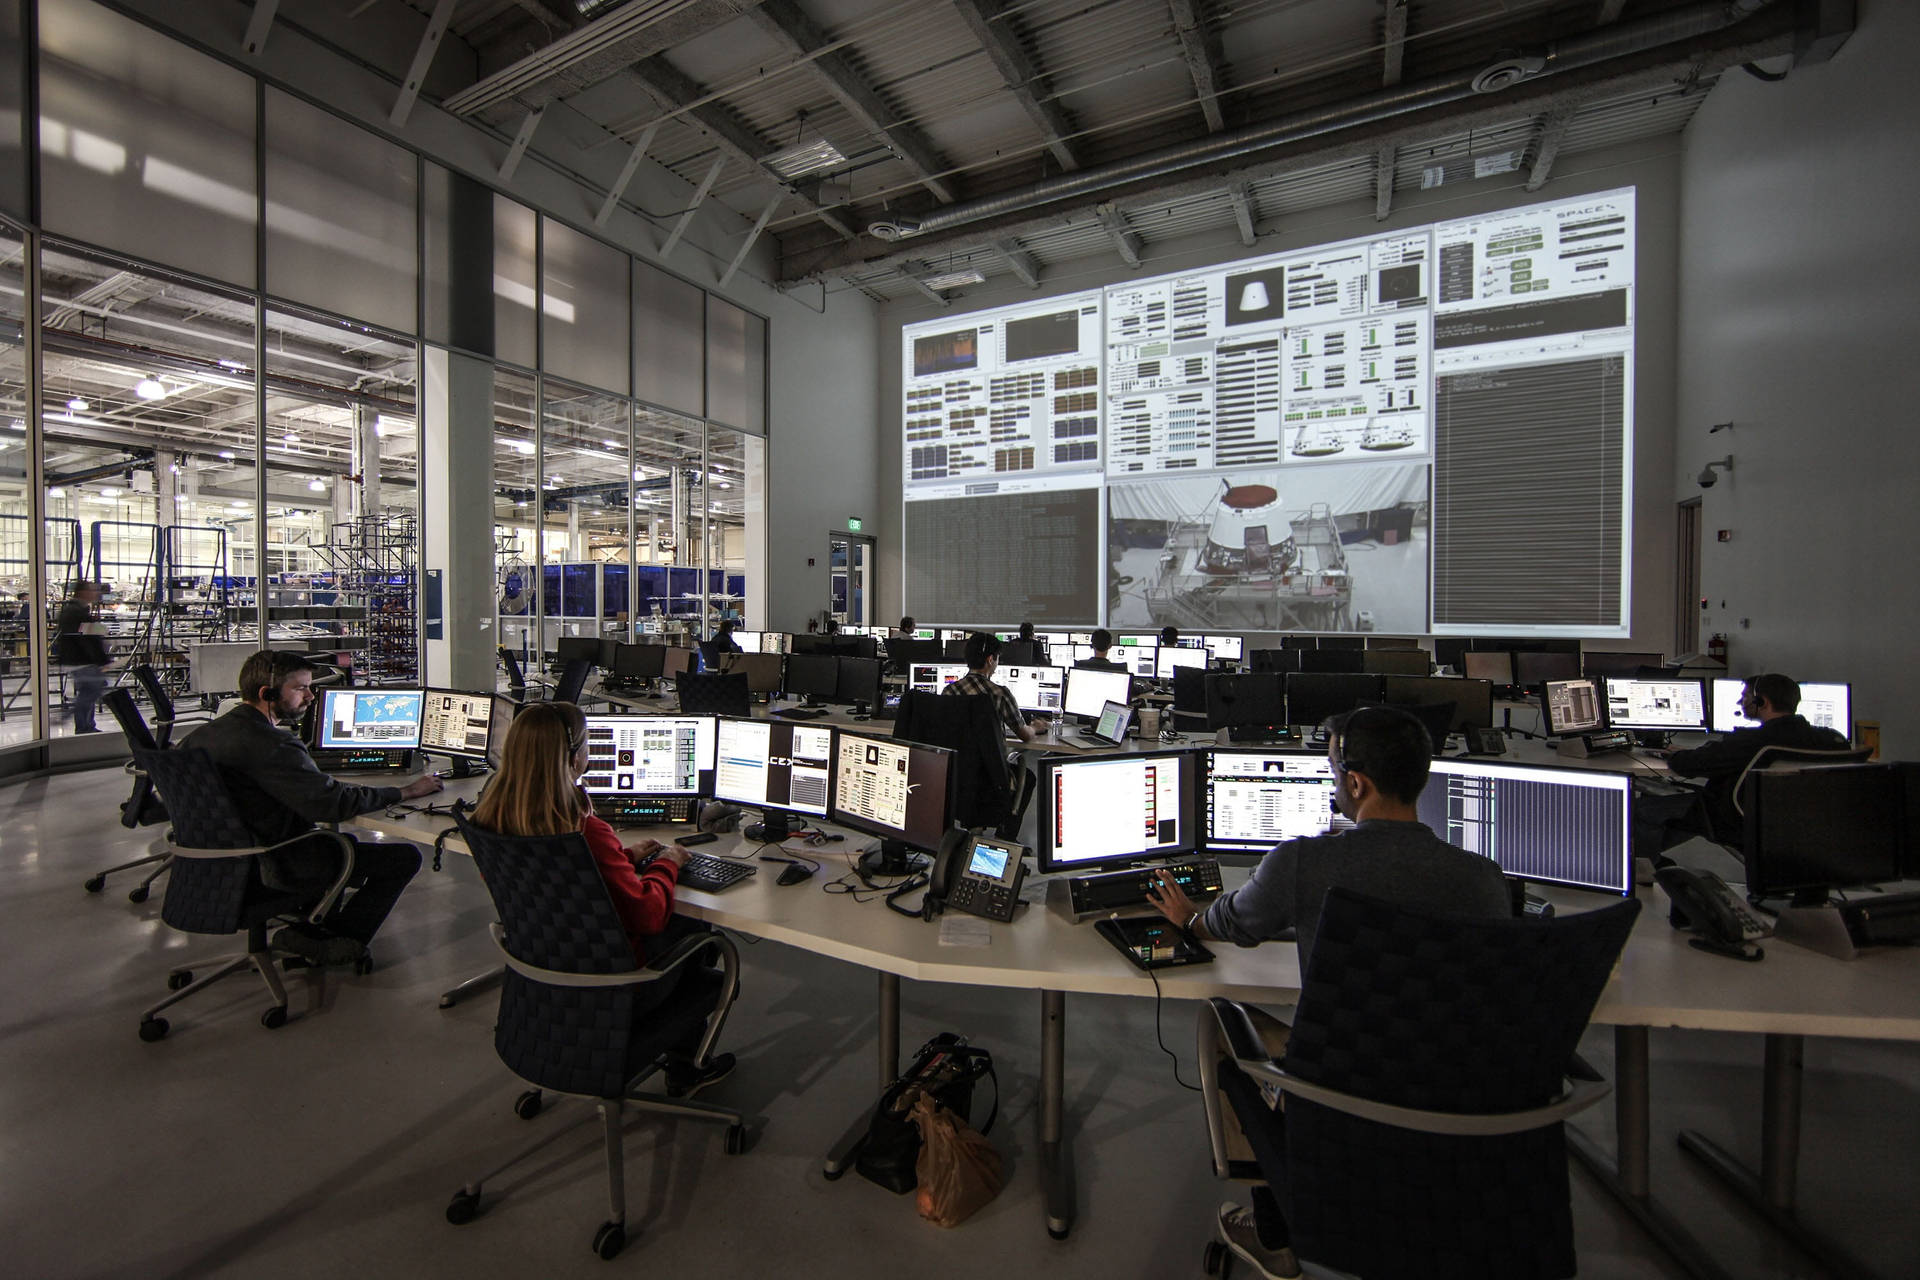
[472,700,732,1096]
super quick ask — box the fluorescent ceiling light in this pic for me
[48,487,64,498]
[218,450,236,459]
[134,376,167,400]
[67,396,88,412]
[763,136,846,180]
[99,487,119,497]
[511,440,534,455]
[282,433,300,444]
[919,268,986,291]
[308,478,327,492]
[230,501,250,510]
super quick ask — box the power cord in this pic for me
[1146,964,1203,1092]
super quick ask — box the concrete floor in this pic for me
[4,765,1917,1279]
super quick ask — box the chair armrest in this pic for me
[487,922,740,988]
[166,829,358,926]
[1235,1060,1610,1136]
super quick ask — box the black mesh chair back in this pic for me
[676,671,751,717]
[135,745,283,937]
[457,816,682,1100]
[107,689,167,829]
[1278,887,1641,1279]
[130,663,178,729]
[551,658,591,705]
[892,690,1010,831]
[499,647,528,695]
[1172,665,1209,716]
[106,687,160,752]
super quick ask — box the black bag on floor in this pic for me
[854,1032,997,1194]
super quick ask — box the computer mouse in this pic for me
[777,861,814,887]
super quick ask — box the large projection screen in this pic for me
[900,188,1635,636]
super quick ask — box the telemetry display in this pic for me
[318,689,424,750]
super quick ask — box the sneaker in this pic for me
[272,925,366,967]
[1217,1202,1301,1280]
[664,1052,735,1099]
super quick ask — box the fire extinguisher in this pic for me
[1707,632,1728,664]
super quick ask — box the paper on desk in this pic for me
[938,915,992,947]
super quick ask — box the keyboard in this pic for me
[775,706,829,719]
[676,853,757,893]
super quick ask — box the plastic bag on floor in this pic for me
[910,1092,1004,1227]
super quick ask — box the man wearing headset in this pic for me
[187,650,441,966]
[1653,672,1850,844]
[1145,705,1510,1280]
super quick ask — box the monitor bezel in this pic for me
[317,687,425,751]
[826,728,956,853]
[1036,749,1197,876]
[418,686,496,760]
[579,712,718,799]
[1602,675,1709,732]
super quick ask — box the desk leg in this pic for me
[438,964,504,1010]
[1677,1033,1882,1280]
[1040,989,1073,1240]
[823,971,902,1180]
[1566,1026,1737,1280]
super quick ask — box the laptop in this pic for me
[1070,699,1132,749]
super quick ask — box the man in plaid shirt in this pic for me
[943,632,1042,744]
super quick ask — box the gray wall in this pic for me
[1675,1,1920,756]
[876,139,1684,653]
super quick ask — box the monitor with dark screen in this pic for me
[784,652,840,704]
[1248,648,1301,675]
[835,656,884,709]
[612,643,667,680]
[486,694,522,771]
[1382,675,1493,731]
[830,730,954,852]
[1541,679,1604,737]
[1361,648,1430,676]
[1299,648,1366,674]
[727,652,785,695]
[1285,673,1385,728]
[1744,764,1909,902]
[1462,651,1514,685]
[1515,651,1581,685]
[1038,751,1197,875]
[555,636,603,667]
[1421,758,1633,896]
[580,714,716,798]
[1203,672,1287,730]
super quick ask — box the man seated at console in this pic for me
[1145,705,1511,1280]
[187,650,442,965]
[891,615,916,639]
[1075,628,1128,673]
[700,619,742,667]
[943,632,1043,744]
[1655,673,1850,843]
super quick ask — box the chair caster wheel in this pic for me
[84,875,105,893]
[1048,1225,1070,1241]
[138,1017,169,1042]
[354,954,374,976]
[1204,1240,1229,1275]
[724,1123,748,1155]
[514,1090,543,1120]
[128,886,150,904]
[260,1006,288,1030]
[821,1162,847,1181]
[438,995,457,1009]
[167,970,193,991]
[591,1220,626,1260]
[445,1191,480,1225]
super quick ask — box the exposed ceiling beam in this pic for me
[389,0,457,128]
[746,0,957,204]
[719,192,784,288]
[897,262,951,308]
[660,154,727,260]
[1225,180,1255,245]
[1097,206,1142,269]
[1167,0,1227,133]
[1525,104,1576,190]
[595,120,663,226]
[241,0,280,58]
[950,0,1083,171]
[1373,143,1396,220]
[1382,0,1408,87]
[1596,0,1629,24]
[626,56,857,241]
[993,238,1040,289]
[498,107,546,181]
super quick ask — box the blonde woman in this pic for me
[471,701,733,1096]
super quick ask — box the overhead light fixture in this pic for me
[308,478,327,492]
[918,268,986,291]
[602,439,620,449]
[514,500,527,508]
[48,487,64,498]
[374,414,412,438]
[67,396,89,412]
[511,439,534,455]
[282,432,301,444]
[99,487,119,498]
[763,135,846,181]
[717,481,732,489]
[218,450,236,459]
[230,500,250,510]
[134,375,166,401]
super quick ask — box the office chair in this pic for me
[129,662,213,738]
[1197,888,1641,1280]
[1694,743,1877,846]
[447,816,747,1260]
[89,687,172,902]
[131,745,359,1041]
[1171,665,1210,733]
[892,690,1031,837]
[675,671,751,717]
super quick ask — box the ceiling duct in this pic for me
[866,0,1779,244]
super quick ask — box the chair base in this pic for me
[84,849,172,902]
[137,920,294,1040]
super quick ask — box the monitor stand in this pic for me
[744,809,804,842]
[857,840,917,879]
[442,755,487,780]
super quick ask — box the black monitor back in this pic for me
[1286,672,1386,727]
[1582,650,1664,681]
[789,633,829,655]
[887,637,944,675]
[1172,664,1209,715]
[836,656,883,708]
[612,642,667,680]
[1433,638,1470,671]
[1248,647,1302,675]
[1364,636,1422,649]
[1299,648,1366,674]
[1317,635,1366,650]
[555,636,602,667]
[1000,640,1044,666]
[1367,699,1453,754]
[1204,672,1287,730]
[1362,648,1430,676]
[942,637,972,661]
[1514,651,1581,685]
[1383,675,1493,730]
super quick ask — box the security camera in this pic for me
[1697,456,1733,489]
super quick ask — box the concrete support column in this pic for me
[422,347,498,691]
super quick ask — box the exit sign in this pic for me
[847,517,863,531]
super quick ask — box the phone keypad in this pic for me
[949,876,1018,922]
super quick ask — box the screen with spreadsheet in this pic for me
[580,715,716,797]
[713,718,832,816]
[1202,749,1346,853]
[1420,759,1632,896]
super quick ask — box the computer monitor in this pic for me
[991,663,1066,714]
[1709,678,1853,737]
[1037,751,1197,875]
[1743,764,1910,903]
[419,688,496,760]
[1247,648,1301,675]
[1063,666,1132,720]
[909,662,968,693]
[1360,648,1430,676]
[1285,673,1385,729]
[727,651,785,696]
[1602,676,1707,732]
[886,637,944,674]
[1582,650,1663,681]
[1421,759,1634,897]
[555,635,603,667]
[1381,675,1493,731]
[317,688,425,750]
[999,639,1045,666]
[731,630,764,653]
[784,652,840,704]
[1318,635,1365,651]
[1202,749,1342,854]
[1203,672,1287,731]
[662,647,696,679]
[1199,634,1244,662]
[1514,651,1581,685]
[485,694,521,771]
[1156,645,1210,680]
[611,642,666,681]
[580,714,717,798]
[1299,648,1366,674]
[759,632,792,654]
[1541,679,1604,737]
[835,656,884,709]
[1110,636,1160,678]
[1462,651,1514,685]
[829,729,955,854]
[712,717,832,817]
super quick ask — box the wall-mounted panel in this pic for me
[632,259,703,417]
[705,297,765,435]
[423,162,536,369]
[540,218,628,396]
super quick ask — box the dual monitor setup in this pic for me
[1538,676,1852,740]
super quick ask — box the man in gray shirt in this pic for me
[188,650,441,964]
[1146,705,1510,1280]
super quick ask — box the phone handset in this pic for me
[924,827,973,916]
[926,828,1027,923]
[1656,866,1769,961]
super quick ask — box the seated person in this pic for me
[470,701,732,1097]
[700,619,742,667]
[943,632,1042,744]
[890,615,917,640]
[187,650,440,965]
[1656,673,1851,843]
[1145,705,1511,1280]
[1159,624,1181,649]
[1074,628,1129,674]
